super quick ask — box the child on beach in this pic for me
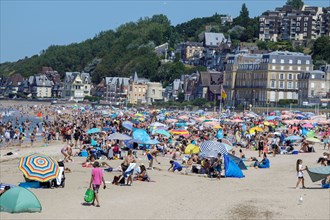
[296,159,306,189]
[89,161,106,207]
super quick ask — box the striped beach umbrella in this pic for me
[200,141,228,158]
[19,153,59,182]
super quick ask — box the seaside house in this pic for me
[146,82,164,104]
[29,74,54,98]
[128,72,149,105]
[194,71,223,102]
[63,72,91,101]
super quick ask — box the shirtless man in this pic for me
[123,150,136,185]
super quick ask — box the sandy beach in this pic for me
[0,100,329,219]
[0,139,329,219]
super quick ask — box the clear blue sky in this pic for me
[1,0,329,63]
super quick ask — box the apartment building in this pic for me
[259,5,330,42]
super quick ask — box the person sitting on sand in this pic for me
[135,165,150,182]
[83,155,112,168]
[172,148,182,160]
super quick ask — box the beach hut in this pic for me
[0,187,42,213]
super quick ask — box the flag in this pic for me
[221,85,227,99]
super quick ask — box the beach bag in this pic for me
[84,188,94,203]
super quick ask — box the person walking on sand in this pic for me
[89,161,106,207]
[296,159,306,189]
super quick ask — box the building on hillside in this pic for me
[259,5,330,43]
[128,72,150,104]
[103,77,130,105]
[298,70,330,105]
[29,74,54,98]
[63,72,91,101]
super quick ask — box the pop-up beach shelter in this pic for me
[224,154,245,178]
[227,154,247,170]
[0,186,42,213]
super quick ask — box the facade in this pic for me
[225,51,313,107]
[29,74,54,98]
[146,82,164,104]
[298,70,330,105]
[63,72,91,101]
[128,72,149,104]
[194,71,223,102]
[103,77,130,105]
[259,5,330,42]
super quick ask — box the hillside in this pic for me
[1,4,329,85]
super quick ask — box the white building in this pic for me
[146,82,164,104]
[63,72,91,101]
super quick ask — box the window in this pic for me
[288,74,293,80]
[321,83,325,89]
[272,59,276,63]
[297,66,301,71]
[289,60,293,64]
[272,66,276,70]
[279,81,284,88]
[288,82,293,89]
[152,89,155,95]
[311,74,315,79]
[271,73,276,79]
[297,60,301,64]
[311,82,315,88]
[280,59,284,64]
[306,60,310,65]
[138,88,141,92]
[280,74,285,80]
[280,66,284,70]
[289,66,292,70]
[311,90,314,96]
[270,80,275,88]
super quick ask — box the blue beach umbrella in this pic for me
[86,128,101,134]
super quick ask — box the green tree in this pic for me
[233,3,250,28]
[286,0,304,10]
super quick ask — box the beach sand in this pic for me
[0,140,329,220]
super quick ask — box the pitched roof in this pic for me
[204,32,225,47]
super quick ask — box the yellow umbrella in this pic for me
[184,144,200,154]
[213,125,222,129]
[249,127,264,134]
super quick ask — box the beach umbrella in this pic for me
[0,187,42,213]
[143,139,160,145]
[306,137,320,143]
[249,127,263,134]
[169,129,189,136]
[285,135,303,141]
[184,144,200,154]
[153,129,170,137]
[200,141,228,158]
[303,123,313,128]
[133,129,150,142]
[19,153,59,182]
[107,132,132,140]
[306,166,330,182]
[122,121,133,131]
[86,128,101,134]
[213,125,222,129]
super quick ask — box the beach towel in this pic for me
[124,163,136,177]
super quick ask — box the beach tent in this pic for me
[306,166,330,182]
[227,154,247,170]
[0,187,42,213]
[184,144,200,154]
[224,154,245,178]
